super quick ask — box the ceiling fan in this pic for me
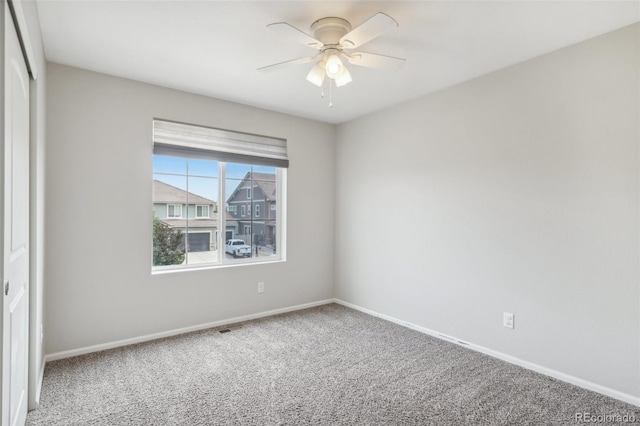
[258,12,406,93]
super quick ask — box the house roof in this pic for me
[226,172,276,203]
[256,180,276,201]
[153,179,216,206]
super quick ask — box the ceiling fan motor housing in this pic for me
[310,17,352,46]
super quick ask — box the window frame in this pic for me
[153,162,286,273]
[255,204,260,217]
[167,204,182,218]
[195,204,210,219]
[152,119,288,273]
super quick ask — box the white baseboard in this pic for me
[334,298,640,407]
[45,299,335,363]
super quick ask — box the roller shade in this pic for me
[153,119,289,168]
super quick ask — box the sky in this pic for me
[153,155,276,204]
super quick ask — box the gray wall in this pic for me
[45,63,335,354]
[335,24,640,398]
[44,21,640,403]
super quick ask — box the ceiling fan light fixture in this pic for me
[324,52,343,79]
[261,12,405,95]
[306,61,326,87]
[334,66,352,87]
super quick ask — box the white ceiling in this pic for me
[36,1,639,124]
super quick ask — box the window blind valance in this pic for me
[153,119,289,168]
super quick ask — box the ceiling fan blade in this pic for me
[345,52,406,70]
[257,56,317,73]
[339,12,398,49]
[267,22,323,49]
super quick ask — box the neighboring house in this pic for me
[153,179,237,252]
[226,172,277,246]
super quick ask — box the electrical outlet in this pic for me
[257,282,264,293]
[503,312,514,329]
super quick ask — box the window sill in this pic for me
[151,258,286,275]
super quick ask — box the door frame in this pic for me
[0,2,31,424]
[3,0,41,414]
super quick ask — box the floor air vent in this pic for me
[218,325,242,334]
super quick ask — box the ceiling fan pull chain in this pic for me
[329,80,333,108]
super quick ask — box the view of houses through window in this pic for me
[152,155,280,269]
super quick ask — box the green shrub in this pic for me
[153,216,185,266]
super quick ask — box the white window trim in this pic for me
[167,204,182,218]
[195,204,209,219]
[153,167,286,273]
[247,187,251,199]
[241,205,246,216]
[255,204,260,217]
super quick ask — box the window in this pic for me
[167,204,182,218]
[152,119,287,271]
[196,205,209,218]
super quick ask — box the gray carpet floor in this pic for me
[27,304,640,425]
